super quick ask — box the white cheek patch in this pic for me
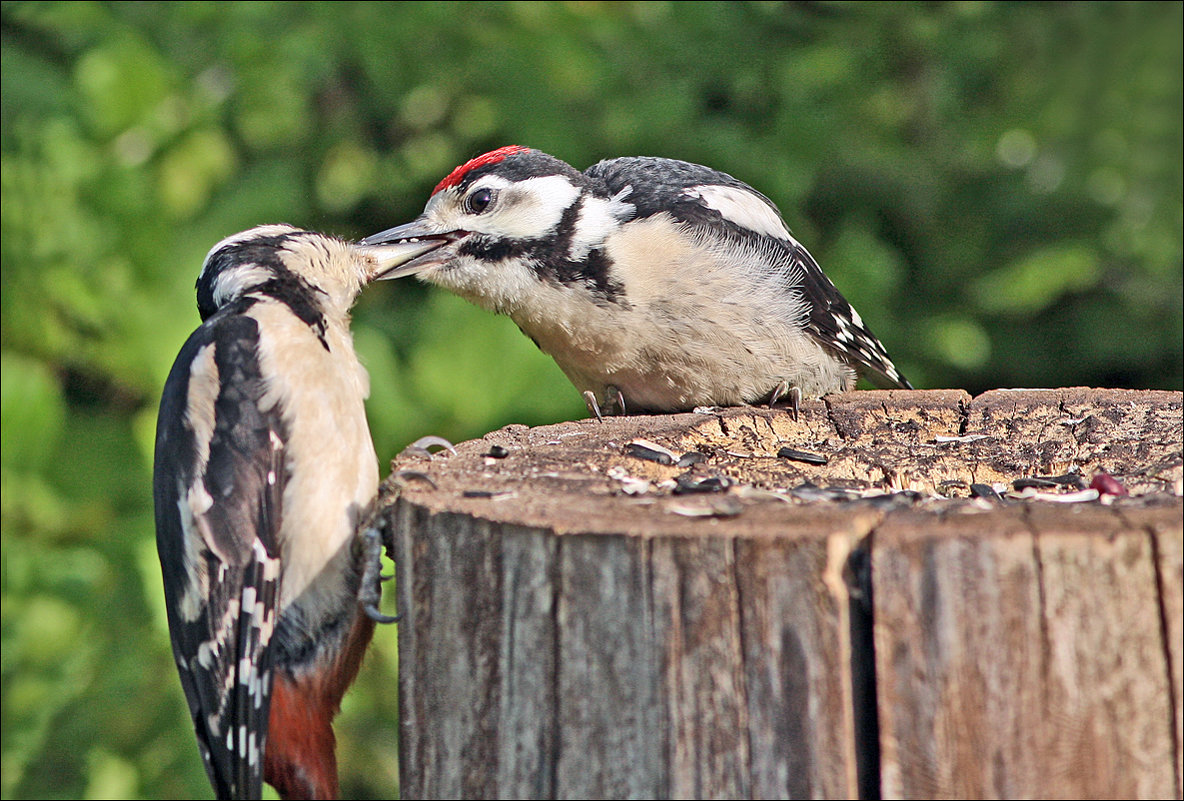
[427,174,585,243]
[683,184,795,242]
[212,265,273,308]
[201,224,300,272]
[485,174,581,240]
[569,193,636,261]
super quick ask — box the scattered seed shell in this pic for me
[1089,472,1128,497]
[625,438,678,465]
[1013,476,1059,490]
[776,446,828,465]
[935,434,990,444]
[970,483,1003,501]
[1031,488,1101,503]
[607,465,652,495]
[674,474,733,495]
[1043,473,1088,490]
[461,489,516,500]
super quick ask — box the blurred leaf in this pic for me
[1,352,66,473]
[924,316,993,371]
[973,243,1101,315]
[73,33,171,137]
[156,127,237,218]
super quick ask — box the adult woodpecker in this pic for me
[153,224,437,799]
[363,146,911,417]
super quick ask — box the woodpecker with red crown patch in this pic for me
[153,225,438,800]
[364,146,911,417]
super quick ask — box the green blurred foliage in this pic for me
[2,1,1180,798]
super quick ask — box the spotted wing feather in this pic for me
[154,308,285,800]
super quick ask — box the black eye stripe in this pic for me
[464,187,496,214]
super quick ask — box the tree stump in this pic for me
[377,388,1183,800]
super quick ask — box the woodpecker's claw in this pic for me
[364,603,400,625]
[769,381,801,421]
[609,385,627,416]
[399,435,456,458]
[583,387,627,422]
[359,525,398,624]
[583,391,604,422]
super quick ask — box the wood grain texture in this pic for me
[383,389,1183,799]
[733,530,863,799]
[651,536,749,799]
[1029,503,1175,799]
[872,504,1178,799]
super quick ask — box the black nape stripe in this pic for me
[197,234,330,350]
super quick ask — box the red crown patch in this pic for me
[432,145,530,196]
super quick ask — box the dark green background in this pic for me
[3,2,1180,798]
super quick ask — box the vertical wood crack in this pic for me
[549,534,563,800]
[730,535,754,799]
[1147,522,1183,799]
[847,530,882,800]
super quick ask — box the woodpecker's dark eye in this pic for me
[464,188,496,215]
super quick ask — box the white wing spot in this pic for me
[196,641,216,668]
[684,184,795,242]
[569,192,637,261]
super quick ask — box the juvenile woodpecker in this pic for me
[153,225,436,799]
[364,146,911,416]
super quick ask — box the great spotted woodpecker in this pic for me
[153,225,437,799]
[363,146,911,417]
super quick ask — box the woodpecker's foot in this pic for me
[768,382,802,421]
[359,525,398,624]
[400,435,457,458]
[584,386,628,422]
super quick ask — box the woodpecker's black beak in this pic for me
[361,220,459,280]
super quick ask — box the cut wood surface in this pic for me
[377,388,1183,800]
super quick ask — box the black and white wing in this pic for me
[782,241,912,390]
[587,157,912,389]
[153,308,285,800]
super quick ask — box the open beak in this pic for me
[359,219,459,281]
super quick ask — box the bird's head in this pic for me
[361,146,635,312]
[195,224,441,321]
